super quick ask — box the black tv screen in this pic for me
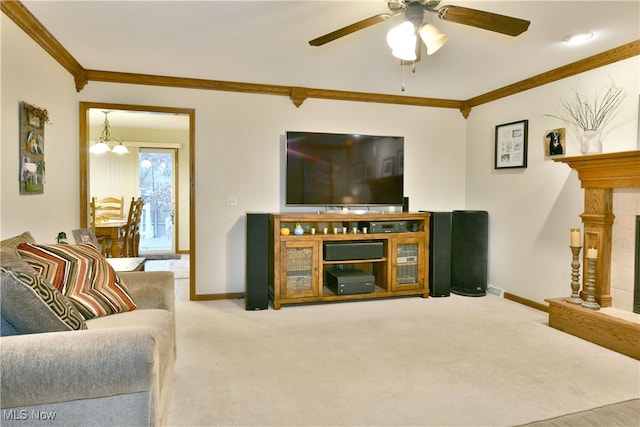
[286,131,404,207]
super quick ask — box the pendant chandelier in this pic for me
[90,111,129,154]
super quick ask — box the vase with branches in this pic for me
[546,79,625,154]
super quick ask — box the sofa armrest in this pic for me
[0,328,159,409]
[119,271,174,312]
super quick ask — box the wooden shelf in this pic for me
[553,150,640,189]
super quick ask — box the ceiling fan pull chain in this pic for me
[401,60,406,91]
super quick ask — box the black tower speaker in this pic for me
[402,197,409,212]
[245,213,271,310]
[451,210,488,297]
[428,212,452,297]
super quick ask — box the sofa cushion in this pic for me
[0,267,87,334]
[1,246,37,274]
[87,308,176,402]
[16,243,136,319]
[1,232,38,275]
[0,231,36,249]
[1,314,18,336]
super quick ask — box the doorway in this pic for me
[79,102,196,298]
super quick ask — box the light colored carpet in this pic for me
[518,398,639,426]
[167,295,640,426]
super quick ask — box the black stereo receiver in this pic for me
[359,221,408,233]
[326,269,375,295]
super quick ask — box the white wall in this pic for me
[77,85,467,295]
[1,16,79,242]
[465,57,640,307]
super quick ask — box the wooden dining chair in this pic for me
[91,196,125,226]
[91,196,124,256]
[121,197,144,257]
[131,197,144,257]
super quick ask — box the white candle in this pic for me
[570,228,581,247]
[586,247,598,258]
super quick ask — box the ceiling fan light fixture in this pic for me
[391,47,417,61]
[386,21,416,51]
[419,23,448,55]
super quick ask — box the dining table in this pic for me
[94,219,127,258]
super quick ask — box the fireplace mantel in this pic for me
[554,150,640,307]
[554,150,640,189]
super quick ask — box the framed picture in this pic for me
[27,111,43,129]
[382,157,394,177]
[72,228,100,249]
[544,128,565,157]
[495,119,528,169]
[19,102,46,195]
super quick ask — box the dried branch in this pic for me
[545,79,625,131]
[23,102,50,124]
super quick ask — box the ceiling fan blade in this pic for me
[437,5,530,36]
[309,13,393,46]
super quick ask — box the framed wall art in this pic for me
[495,119,528,169]
[72,228,100,249]
[19,102,48,195]
[544,128,566,157]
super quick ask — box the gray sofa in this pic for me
[0,233,176,426]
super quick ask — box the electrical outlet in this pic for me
[226,195,238,206]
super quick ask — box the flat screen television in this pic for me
[286,131,404,207]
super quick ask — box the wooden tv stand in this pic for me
[270,212,430,309]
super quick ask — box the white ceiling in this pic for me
[88,108,189,131]
[21,0,640,128]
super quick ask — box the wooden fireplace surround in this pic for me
[554,150,640,307]
[549,150,640,359]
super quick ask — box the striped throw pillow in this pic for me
[17,243,136,319]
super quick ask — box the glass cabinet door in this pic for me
[390,237,424,291]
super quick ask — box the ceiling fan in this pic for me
[309,0,530,60]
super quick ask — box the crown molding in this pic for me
[467,40,640,109]
[84,70,464,110]
[3,1,638,117]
